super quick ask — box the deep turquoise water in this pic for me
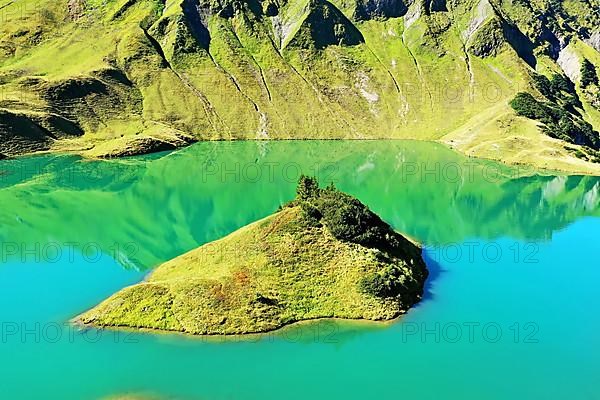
[0,141,599,399]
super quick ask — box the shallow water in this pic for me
[0,141,598,399]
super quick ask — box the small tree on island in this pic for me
[296,175,320,200]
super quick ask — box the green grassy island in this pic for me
[76,176,428,335]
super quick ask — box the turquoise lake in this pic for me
[0,141,599,399]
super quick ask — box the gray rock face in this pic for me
[587,32,600,52]
[557,46,581,83]
[67,0,86,20]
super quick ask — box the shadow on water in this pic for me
[419,249,445,305]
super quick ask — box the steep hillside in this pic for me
[0,0,599,171]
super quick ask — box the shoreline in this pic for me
[1,137,599,176]
[70,312,408,342]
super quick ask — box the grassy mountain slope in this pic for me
[76,177,428,335]
[0,0,599,171]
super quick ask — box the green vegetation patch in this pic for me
[510,72,600,155]
[581,58,599,88]
[580,58,600,112]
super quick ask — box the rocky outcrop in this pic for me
[91,134,197,159]
[557,46,581,83]
[0,110,56,156]
[0,108,85,156]
[67,0,86,20]
[464,3,536,67]
[286,0,365,49]
[587,31,600,53]
[41,70,143,131]
[467,17,504,57]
